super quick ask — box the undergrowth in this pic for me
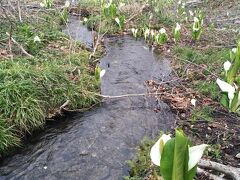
[0,9,100,155]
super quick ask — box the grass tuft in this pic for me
[0,9,100,155]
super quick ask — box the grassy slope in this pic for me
[0,8,100,155]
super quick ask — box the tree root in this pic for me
[198,159,240,180]
[197,168,225,180]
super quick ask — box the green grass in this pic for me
[194,80,220,100]
[174,46,229,66]
[191,106,213,122]
[206,144,222,160]
[0,10,100,155]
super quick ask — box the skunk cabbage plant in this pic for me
[150,129,207,180]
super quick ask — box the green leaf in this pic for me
[187,165,197,180]
[172,129,190,180]
[230,92,239,112]
[95,66,101,81]
[160,138,175,180]
[185,143,197,180]
[220,93,229,108]
[160,130,192,180]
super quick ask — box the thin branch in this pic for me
[60,100,70,110]
[89,31,107,59]
[97,92,164,99]
[17,0,22,22]
[6,32,34,58]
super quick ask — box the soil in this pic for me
[146,78,240,169]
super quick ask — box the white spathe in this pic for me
[100,69,106,78]
[175,23,181,31]
[159,28,166,34]
[118,2,125,8]
[150,29,155,37]
[232,48,237,53]
[105,0,112,8]
[150,134,207,171]
[65,0,70,8]
[34,36,41,43]
[115,17,120,25]
[191,99,196,106]
[150,134,171,166]
[40,2,45,7]
[216,78,235,100]
[189,10,194,16]
[194,17,199,23]
[188,144,208,171]
[223,61,232,71]
[144,28,150,38]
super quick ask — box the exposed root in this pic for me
[197,167,226,180]
[198,159,240,180]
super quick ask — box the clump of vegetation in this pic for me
[216,42,240,113]
[126,129,208,180]
[191,106,213,122]
[0,3,100,155]
[125,137,156,180]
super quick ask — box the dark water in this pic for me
[0,20,175,180]
[63,16,94,49]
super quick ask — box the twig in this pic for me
[197,168,225,180]
[17,0,22,22]
[198,159,240,180]
[6,32,34,58]
[60,100,70,110]
[1,4,14,58]
[97,92,164,99]
[89,31,107,59]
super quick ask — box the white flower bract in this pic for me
[64,0,70,8]
[216,78,235,100]
[189,10,194,16]
[34,35,41,43]
[150,134,207,171]
[194,17,199,23]
[115,17,120,25]
[159,28,166,34]
[188,144,208,171]
[232,48,237,53]
[224,61,232,71]
[150,134,171,166]
[175,23,181,32]
[100,69,106,78]
[191,99,197,106]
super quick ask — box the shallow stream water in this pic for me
[0,17,175,180]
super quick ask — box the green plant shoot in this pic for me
[150,129,207,180]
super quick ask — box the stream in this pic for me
[0,16,175,180]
